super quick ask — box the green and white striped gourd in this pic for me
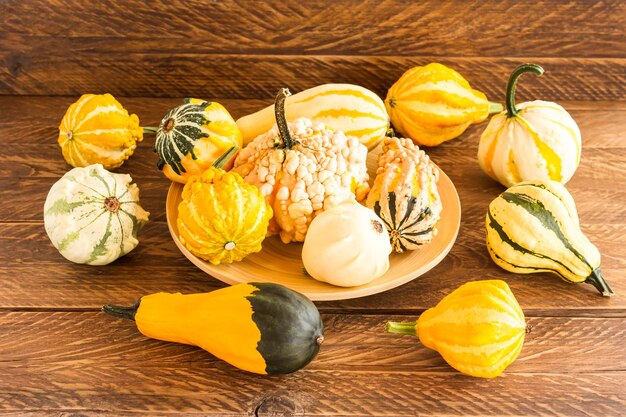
[486,180,613,296]
[44,164,149,265]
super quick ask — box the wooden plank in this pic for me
[2,0,624,59]
[1,53,624,100]
[0,311,625,415]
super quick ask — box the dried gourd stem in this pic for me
[102,302,140,321]
[275,88,296,149]
[586,268,615,297]
[505,63,544,118]
[385,320,417,336]
[143,126,159,134]
[212,146,239,169]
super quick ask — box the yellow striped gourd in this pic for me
[386,280,526,378]
[236,84,389,149]
[385,63,501,147]
[58,94,144,169]
[478,64,581,187]
[486,180,614,296]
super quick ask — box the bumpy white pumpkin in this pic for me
[302,202,392,287]
[478,64,581,188]
[44,164,150,265]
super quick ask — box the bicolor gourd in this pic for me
[103,283,324,375]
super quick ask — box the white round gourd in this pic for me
[302,201,392,287]
[44,164,149,265]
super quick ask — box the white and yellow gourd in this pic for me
[236,84,389,149]
[478,64,581,187]
[44,164,149,265]
[486,179,613,296]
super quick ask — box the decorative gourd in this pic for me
[302,201,392,287]
[366,137,442,252]
[478,64,581,187]
[386,280,526,378]
[103,283,324,375]
[44,164,149,265]
[154,98,243,184]
[58,94,144,169]
[233,89,370,243]
[385,63,502,147]
[486,179,614,296]
[177,153,272,265]
[236,84,389,149]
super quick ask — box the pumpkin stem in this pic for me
[102,302,140,321]
[586,268,615,297]
[212,146,239,169]
[505,63,544,118]
[385,320,417,337]
[489,102,504,114]
[275,88,296,149]
[142,126,159,134]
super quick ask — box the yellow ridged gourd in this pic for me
[386,280,526,378]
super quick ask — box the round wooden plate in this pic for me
[166,148,461,301]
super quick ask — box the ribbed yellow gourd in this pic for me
[386,280,526,378]
[58,94,143,169]
[486,180,614,296]
[236,84,389,149]
[177,166,272,265]
[478,64,581,187]
[385,63,501,147]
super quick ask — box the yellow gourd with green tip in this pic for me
[386,280,526,378]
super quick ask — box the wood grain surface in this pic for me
[1,1,625,415]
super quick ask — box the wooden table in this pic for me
[1,1,625,416]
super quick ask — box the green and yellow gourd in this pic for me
[103,283,324,375]
[386,280,526,378]
[236,84,389,149]
[154,98,242,184]
[486,180,614,296]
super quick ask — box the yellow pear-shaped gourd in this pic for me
[486,179,614,296]
[386,280,526,378]
[478,64,581,187]
[385,63,502,147]
[177,154,272,265]
[58,94,144,169]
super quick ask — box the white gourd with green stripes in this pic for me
[44,164,150,265]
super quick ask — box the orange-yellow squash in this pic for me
[177,160,272,265]
[386,280,526,378]
[58,94,143,169]
[385,63,502,147]
[103,283,324,375]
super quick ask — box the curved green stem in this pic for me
[505,63,544,118]
[143,126,159,134]
[102,301,140,321]
[489,102,504,114]
[275,88,296,149]
[212,146,239,169]
[385,320,418,336]
[586,268,615,297]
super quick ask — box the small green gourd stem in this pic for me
[102,302,140,321]
[385,320,418,336]
[212,146,239,169]
[505,63,544,118]
[142,127,159,134]
[586,268,615,297]
[275,88,296,149]
[489,102,504,114]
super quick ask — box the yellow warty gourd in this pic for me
[58,94,143,169]
[177,162,272,265]
[386,280,526,378]
[385,63,501,147]
[236,83,389,149]
[478,64,581,187]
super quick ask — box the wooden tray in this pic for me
[166,150,461,301]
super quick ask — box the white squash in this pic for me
[478,64,581,188]
[44,164,150,265]
[302,201,392,287]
